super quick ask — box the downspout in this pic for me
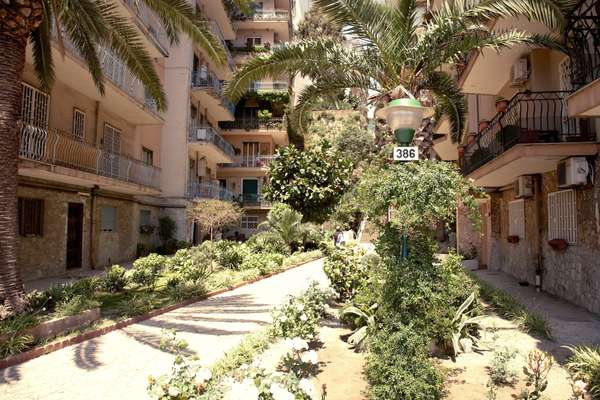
[533,174,544,292]
[89,185,99,270]
[93,101,101,145]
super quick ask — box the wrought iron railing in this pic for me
[235,9,290,21]
[230,43,282,53]
[51,28,159,114]
[190,69,236,116]
[461,91,596,175]
[19,124,161,189]
[250,81,289,91]
[565,0,600,89]
[187,182,234,201]
[187,124,235,158]
[218,155,276,168]
[219,117,285,131]
[205,20,236,72]
[123,0,170,55]
[236,193,271,207]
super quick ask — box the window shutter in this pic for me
[548,189,577,244]
[72,109,86,141]
[508,200,525,239]
[21,83,49,129]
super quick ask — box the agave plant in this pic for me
[340,302,378,352]
[225,0,569,150]
[447,292,484,358]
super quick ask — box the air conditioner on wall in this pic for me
[515,175,534,198]
[557,157,589,187]
[195,128,208,140]
[510,58,529,86]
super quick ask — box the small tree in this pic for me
[258,204,304,252]
[188,200,243,241]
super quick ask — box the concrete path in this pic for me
[1,259,328,400]
[472,269,600,360]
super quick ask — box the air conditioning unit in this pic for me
[557,157,589,187]
[195,128,208,140]
[515,175,533,198]
[510,58,529,86]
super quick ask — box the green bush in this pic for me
[240,252,284,275]
[103,265,128,292]
[300,223,326,250]
[272,282,329,340]
[323,246,369,301]
[130,253,166,287]
[246,231,290,255]
[215,241,249,270]
[566,345,600,398]
[55,295,100,316]
[366,324,444,400]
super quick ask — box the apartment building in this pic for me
[434,0,600,314]
[17,1,167,280]
[160,0,293,243]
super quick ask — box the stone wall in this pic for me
[93,195,138,268]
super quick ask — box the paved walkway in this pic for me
[1,259,328,400]
[472,269,600,361]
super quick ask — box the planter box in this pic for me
[548,239,569,252]
[21,308,101,342]
[462,259,479,271]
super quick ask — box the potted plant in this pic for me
[495,96,509,113]
[507,235,520,243]
[548,239,568,251]
[257,109,272,122]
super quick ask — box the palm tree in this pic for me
[0,0,249,314]
[258,204,304,252]
[225,0,570,153]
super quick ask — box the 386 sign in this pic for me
[393,146,419,161]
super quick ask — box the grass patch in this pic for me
[469,273,552,340]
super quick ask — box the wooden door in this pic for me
[66,203,84,269]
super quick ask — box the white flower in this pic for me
[300,313,308,322]
[226,378,259,400]
[299,378,317,399]
[301,350,318,365]
[167,386,181,397]
[194,367,212,385]
[270,383,294,400]
[296,303,305,311]
[290,337,309,351]
[279,315,288,322]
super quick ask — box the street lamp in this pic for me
[376,98,434,146]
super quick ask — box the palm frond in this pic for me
[99,0,166,110]
[30,3,54,92]
[142,0,226,64]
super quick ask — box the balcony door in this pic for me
[242,178,259,203]
[242,142,259,166]
[20,83,50,160]
[102,124,121,178]
[66,203,84,269]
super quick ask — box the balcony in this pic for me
[50,28,162,124]
[232,9,290,40]
[460,91,597,186]
[187,182,234,201]
[19,125,161,193]
[205,20,236,73]
[122,0,169,57]
[236,9,290,21]
[218,155,276,168]
[237,193,272,208]
[249,81,289,92]
[188,125,235,162]
[190,69,236,121]
[219,117,285,131]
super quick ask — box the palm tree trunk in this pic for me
[414,117,437,160]
[0,32,27,313]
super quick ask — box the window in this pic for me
[21,83,50,129]
[103,124,122,155]
[241,216,259,230]
[72,108,86,141]
[142,147,154,166]
[101,206,117,232]
[508,200,525,239]
[548,189,577,244]
[18,198,44,236]
[246,37,262,46]
[139,209,151,226]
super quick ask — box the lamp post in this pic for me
[377,97,433,258]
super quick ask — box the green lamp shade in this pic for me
[394,128,415,146]
[376,98,433,145]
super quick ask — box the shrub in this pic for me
[215,241,249,270]
[130,253,166,288]
[272,282,329,340]
[323,246,369,301]
[489,347,518,386]
[240,252,283,275]
[179,247,215,284]
[300,223,325,250]
[55,295,100,317]
[566,345,600,398]
[103,265,128,292]
[366,324,444,400]
[246,231,290,255]
[157,216,176,243]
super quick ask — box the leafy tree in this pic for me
[265,142,353,223]
[187,200,244,241]
[296,5,344,41]
[0,0,253,313]
[226,0,568,151]
[258,203,304,252]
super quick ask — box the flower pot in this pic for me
[478,120,489,132]
[507,235,520,243]
[548,239,568,251]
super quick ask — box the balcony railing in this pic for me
[565,0,600,89]
[19,124,161,189]
[219,155,276,168]
[205,20,236,72]
[219,117,285,131]
[123,0,169,55]
[235,9,290,21]
[52,28,159,114]
[190,69,236,116]
[230,43,282,54]
[188,182,234,201]
[188,125,235,158]
[461,91,596,175]
[250,81,289,92]
[236,193,271,207]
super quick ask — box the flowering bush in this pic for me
[323,246,369,301]
[130,254,167,288]
[215,241,250,270]
[272,282,329,340]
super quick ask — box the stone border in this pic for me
[0,256,323,370]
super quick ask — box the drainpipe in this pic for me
[533,175,544,292]
[89,185,99,270]
[93,101,100,145]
